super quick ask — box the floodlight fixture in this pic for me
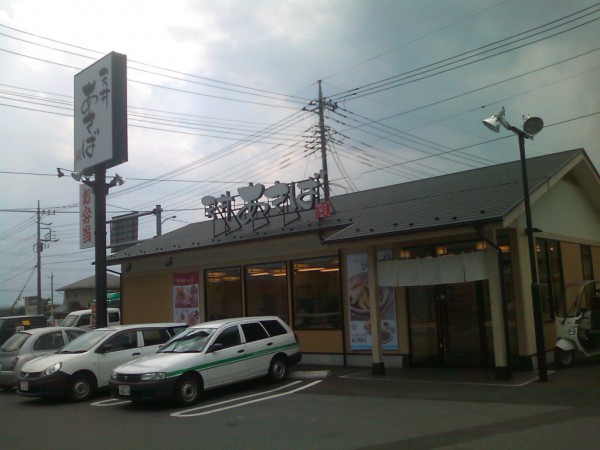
[71,172,82,182]
[482,107,507,133]
[57,168,65,178]
[523,115,544,137]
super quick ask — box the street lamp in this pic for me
[482,107,548,382]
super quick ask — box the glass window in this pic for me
[141,328,171,347]
[65,329,87,341]
[214,325,242,348]
[241,322,269,342]
[104,330,138,352]
[206,267,242,321]
[536,239,563,320]
[33,331,65,351]
[292,256,341,329]
[0,332,29,352]
[582,245,595,299]
[260,319,287,337]
[245,262,288,322]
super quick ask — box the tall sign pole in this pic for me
[74,52,128,328]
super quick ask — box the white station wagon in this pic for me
[17,323,187,401]
[109,316,302,406]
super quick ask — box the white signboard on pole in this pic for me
[74,51,127,176]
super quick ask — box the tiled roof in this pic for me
[109,149,592,261]
[57,274,121,291]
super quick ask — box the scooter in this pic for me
[554,280,600,367]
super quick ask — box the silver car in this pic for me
[0,327,87,390]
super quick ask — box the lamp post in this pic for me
[482,107,548,382]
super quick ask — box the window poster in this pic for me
[347,251,398,350]
[173,272,200,326]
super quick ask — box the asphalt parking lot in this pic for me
[2,361,600,449]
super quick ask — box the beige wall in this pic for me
[295,329,344,353]
[122,272,173,324]
[561,242,584,286]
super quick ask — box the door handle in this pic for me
[267,342,273,346]
[132,352,141,356]
[238,349,245,353]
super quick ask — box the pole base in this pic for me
[371,362,386,376]
[494,366,512,381]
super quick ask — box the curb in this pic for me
[289,370,331,379]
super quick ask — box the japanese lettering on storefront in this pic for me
[202,174,329,236]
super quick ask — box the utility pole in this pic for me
[36,201,42,315]
[317,80,331,202]
[35,201,57,315]
[50,273,55,325]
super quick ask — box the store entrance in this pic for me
[408,282,490,367]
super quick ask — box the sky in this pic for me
[0,0,599,309]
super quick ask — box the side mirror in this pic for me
[208,343,224,353]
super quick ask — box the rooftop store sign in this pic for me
[202,174,328,236]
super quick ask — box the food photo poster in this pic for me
[173,272,201,326]
[347,251,398,350]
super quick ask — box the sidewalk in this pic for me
[290,360,600,388]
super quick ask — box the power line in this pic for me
[330,4,600,101]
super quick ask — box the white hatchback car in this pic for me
[16,323,187,401]
[0,326,87,390]
[109,316,302,406]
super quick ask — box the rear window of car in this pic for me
[241,322,269,342]
[0,332,30,351]
[141,328,172,347]
[260,319,288,337]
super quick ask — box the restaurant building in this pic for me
[108,149,600,378]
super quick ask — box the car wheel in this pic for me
[68,372,96,402]
[555,347,575,368]
[174,374,202,406]
[268,355,287,381]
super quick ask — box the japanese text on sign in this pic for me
[76,67,110,163]
[79,184,95,249]
[201,175,324,233]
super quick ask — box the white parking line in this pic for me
[171,380,322,418]
[91,398,131,407]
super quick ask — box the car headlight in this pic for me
[45,362,62,376]
[111,371,117,380]
[141,372,166,381]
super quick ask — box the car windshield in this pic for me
[57,329,112,353]
[159,327,216,353]
[0,332,31,352]
[60,315,79,327]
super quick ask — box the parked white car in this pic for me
[0,327,87,390]
[109,316,302,406]
[60,308,121,330]
[16,323,187,401]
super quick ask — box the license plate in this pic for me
[119,385,130,396]
[20,381,29,391]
